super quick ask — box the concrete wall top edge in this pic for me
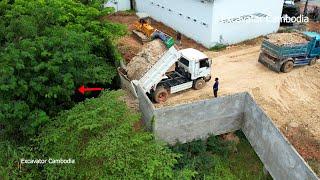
[155,92,248,112]
[243,93,318,179]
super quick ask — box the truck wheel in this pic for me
[281,61,294,73]
[194,79,206,90]
[154,87,169,103]
[309,58,317,66]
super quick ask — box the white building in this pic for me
[135,0,284,48]
[104,0,131,12]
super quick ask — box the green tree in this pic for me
[0,0,126,140]
[35,91,179,179]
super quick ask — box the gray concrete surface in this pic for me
[135,84,155,130]
[134,84,318,179]
[154,93,245,144]
[118,68,138,98]
[243,94,318,180]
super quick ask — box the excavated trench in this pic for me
[133,84,319,180]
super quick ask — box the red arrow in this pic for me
[78,85,104,95]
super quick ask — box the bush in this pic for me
[0,0,127,140]
[207,135,232,158]
[35,91,179,179]
[209,44,227,51]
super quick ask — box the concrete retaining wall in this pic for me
[118,68,138,98]
[242,94,318,180]
[135,84,155,130]
[153,93,245,144]
[134,84,318,179]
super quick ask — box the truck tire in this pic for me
[204,75,211,82]
[281,61,294,73]
[154,87,169,103]
[194,79,206,90]
[309,58,317,66]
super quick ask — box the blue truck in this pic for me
[258,32,320,72]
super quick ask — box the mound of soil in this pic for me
[266,33,309,46]
[126,39,167,80]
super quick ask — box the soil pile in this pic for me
[266,33,309,46]
[126,39,167,80]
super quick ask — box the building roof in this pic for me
[304,32,320,40]
[179,48,208,61]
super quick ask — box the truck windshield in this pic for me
[179,57,189,67]
[316,41,320,48]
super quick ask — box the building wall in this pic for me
[135,0,283,48]
[135,0,214,47]
[104,0,131,12]
[211,0,283,45]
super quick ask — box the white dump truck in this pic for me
[119,46,212,103]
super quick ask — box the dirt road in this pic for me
[157,46,320,140]
[157,46,320,172]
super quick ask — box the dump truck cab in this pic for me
[304,32,320,58]
[176,48,212,81]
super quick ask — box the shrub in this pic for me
[0,0,127,140]
[36,91,179,179]
[209,44,227,51]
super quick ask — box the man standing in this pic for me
[213,78,219,98]
[176,32,182,45]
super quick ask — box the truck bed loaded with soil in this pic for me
[119,40,211,103]
[259,32,320,72]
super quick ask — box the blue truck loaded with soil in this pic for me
[259,32,320,72]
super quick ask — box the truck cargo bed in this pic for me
[261,40,311,59]
[139,46,181,93]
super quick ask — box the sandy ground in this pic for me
[158,46,320,139]
[156,46,320,172]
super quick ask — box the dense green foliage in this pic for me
[0,91,182,179]
[0,1,270,179]
[170,132,271,180]
[36,91,179,179]
[0,0,126,140]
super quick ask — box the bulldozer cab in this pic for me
[139,17,148,25]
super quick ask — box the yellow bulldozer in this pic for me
[132,17,175,48]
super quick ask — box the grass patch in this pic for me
[209,44,227,51]
[170,131,273,179]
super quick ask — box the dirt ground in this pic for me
[156,45,320,172]
[307,21,320,32]
[105,12,207,63]
[158,46,320,139]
